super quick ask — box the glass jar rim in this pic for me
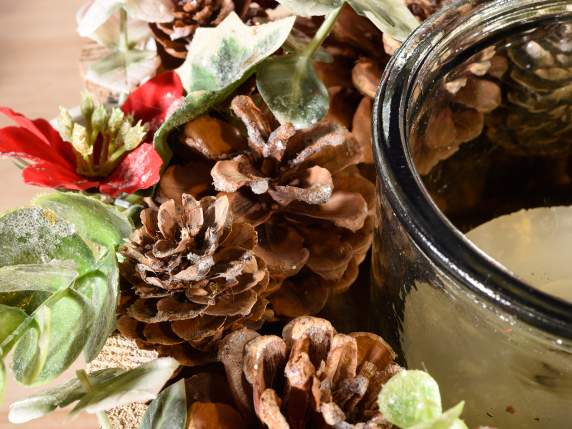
[373,0,572,338]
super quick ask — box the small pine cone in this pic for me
[150,0,272,69]
[117,193,272,366]
[185,316,401,428]
[411,47,505,174]
[175,94,375,317]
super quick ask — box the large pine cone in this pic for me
[117,194,271,366]
[487,23,572,156]
[163,94,376,318]
[150,0,272,69]
[185,316,401,428]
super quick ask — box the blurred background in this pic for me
[0,1,97,427]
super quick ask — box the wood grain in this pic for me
[0,1,98,427]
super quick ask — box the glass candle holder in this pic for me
[372,1,572,427]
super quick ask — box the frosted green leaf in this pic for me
[140,379,187,429]
[0,208,95,275]
[176,12,295,91]
[75,252,119,361]
[8,368,122,424]
[0,264,77,294]
[378,370,443,428]
[70,357,179,416]
[86,49,159,94]
[0,305,27,348]
[410,402,466,429]
[275,0,342,17]
[348,0,419,41]
[77,0,121,38]
[12,289,94,386]
[33,193,133,249]
[257,53,329,129]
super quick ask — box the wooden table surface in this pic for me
[0,1,98,427]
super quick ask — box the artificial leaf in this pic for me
[0,264,77,295]
[257,53,329,128]
[378,370,443,428]
[0,305,27,347]
[33,192,133,249]
[12,288,94,386]
[8,368,122,424]
[348,0,419,41]
[78,6,151,48]
[410,402,466,429]
[85,49,160,95]
[70,357,179,416]
[176,12,295,91]
[75,252,119,361]
[77,0,173,40]
[275,0,342,17]
[77,0,121,38]
[0,207,95,275]
[140,379,187,429]
[123,0,174,23]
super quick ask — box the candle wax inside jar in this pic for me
[466,206,572,302]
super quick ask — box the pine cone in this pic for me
[172,95,375,318]
[412,47,505,174]
[486,22,572,156]
[185,317,401,428]
[150,0,273,69]
[117,193,272,366]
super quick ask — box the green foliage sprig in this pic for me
[8,357,180,428]
[0,192,133,399]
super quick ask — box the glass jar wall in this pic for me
[372,1,572,427]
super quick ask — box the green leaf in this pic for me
[257,53,329,129]
[33,193,133,249]
[177,12,295,92]
[0,264,77,294]
[410,402,466,429]
[70,357,179,416]
[12,289,94,386]
[140,379,187,429]
[75,252,120,361]
[275,0,342,17]
[348,0,419,41]
[0,305,28,351]
[378,370,443,428]
[8,368,122,424]
[0,207,95,275]
[85,49,159,94]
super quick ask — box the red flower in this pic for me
[0,72,184,197]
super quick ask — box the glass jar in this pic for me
[371,1,572,428]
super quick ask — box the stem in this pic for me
[118,8,129,52]
[302,6,342,60]
[76,370,113,429]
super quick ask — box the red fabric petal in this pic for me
[121,72,184,129]
[32,118,77,165]
[22,162,98,191]
[0,126,72,167]
[0,107,55,146]
[99,143,163,197]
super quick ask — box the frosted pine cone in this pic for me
[117,194,271,366]
[174,95,375,317]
